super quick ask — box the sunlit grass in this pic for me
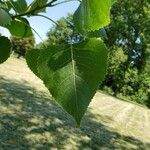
[0,57,150,149]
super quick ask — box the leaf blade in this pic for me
[0,8,12,26]
[73,0,114,33]
[27,0,48,14]
[25,49,41,77]
[38,38,108,125]
[0,36,11,64]
[11,0,28,13]
[6,17,33,38]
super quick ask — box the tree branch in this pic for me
[12,0,79,19]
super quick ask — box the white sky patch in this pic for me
[0,27,11,37]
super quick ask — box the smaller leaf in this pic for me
[6,17,33,38]
[25,48,41,77]
[11,0,28,13]
[0,36,11,64]
[27,0,48,14]
[0,2,7,9]
[0,8,12,26]
[4,1,12,10]
[73,0,115,33]
[88,28,108,39]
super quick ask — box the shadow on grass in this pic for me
[0,76,150,150]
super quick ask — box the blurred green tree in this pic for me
[11,36,35,58]
[46,14,84,45]
[102,0,150,106]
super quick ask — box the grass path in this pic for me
[0,57,150,150]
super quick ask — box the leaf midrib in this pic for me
[70,44,79,120]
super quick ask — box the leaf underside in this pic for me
[27,0,48,14]
[0,8,12,26]
[0,36,11,64]
[25,49,41,77]
[36,38,107,125]
[88,28,108,39]
[12,0,28,13]
[6,17,33,38]
[73,0,114,34]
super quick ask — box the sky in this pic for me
[0,0,79,43]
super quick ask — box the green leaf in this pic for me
[6,17,33,38]
[38,38,108,125]
[88,28,108,39]
[0,2,7,9]
[27,0,48,14]
[11,0,28,13]
[111,0,117,4]
[0,8,12,26]
[73,0,115,33]
[0,36,11,64]
[25,49,41,77]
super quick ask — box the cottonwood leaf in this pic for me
[6,17,33,37]
[25,49,41,77]
[38,38,107,125]
[88,28,108,39]
[0,2,7,9]
[0,36,11,64]
[11,0,28,13]
[27,0,48,14]
[0,8,12,26]
[73,0,115,34]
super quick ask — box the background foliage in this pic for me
[101,0,150,107]
[11,36,35,58]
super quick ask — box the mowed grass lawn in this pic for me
[0,57,150,150]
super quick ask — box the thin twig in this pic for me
[33,14,59,27]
